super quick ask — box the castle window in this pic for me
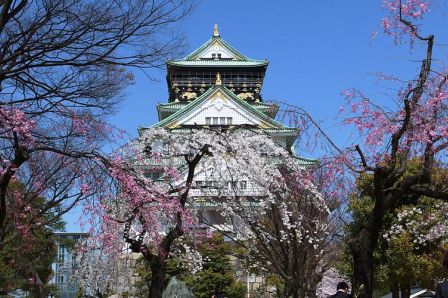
[239,181,247,190]
[206,117,233,125]
[228,181,246,190]
[196,181,217,188]
[144,171,162,181]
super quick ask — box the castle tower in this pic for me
[139,26,315,225]
[152,25,304,150]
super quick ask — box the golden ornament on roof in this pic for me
[213,24,219,37]
[215,72,222,85]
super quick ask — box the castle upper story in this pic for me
[166,24,268,103]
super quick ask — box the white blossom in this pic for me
[316,268,351,298]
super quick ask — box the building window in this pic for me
[239,181,247,190]
[153,141,169,155]
[228,181,246,190]
[206,117,233,125]
[144,171,162,181]
[196,180,218,188]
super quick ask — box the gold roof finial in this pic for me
[213,24,220,37]
[215,72,222,85]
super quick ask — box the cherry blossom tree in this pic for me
[73,248,141,297]
[0,0,192,274]
[279,0,447,297]
[81,127,328,298]
[379,198,448,296]
[344,168,448,298]
[209,171,330,298]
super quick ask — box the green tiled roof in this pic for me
[264,128,299,136]
[158,102,189,108]
[156,102,189,121]
[184,35,248,60]
[156,102,278,120]
[251,102,277,108]
[166,35,268,68]
[148,85,292,130]
[157,102,188,112]
[156,101,275,114]
[295,156,319,167]
[251,103,279,117]
[167,60,268,67]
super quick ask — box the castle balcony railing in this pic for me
[172,78,261,88]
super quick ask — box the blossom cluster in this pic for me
[381,0,429,44]
[383,203,448,249]
[0,106,36,142]
[316,268,351,298]
[170,242,203,274]
[80,126,330,288]
[340,70,448,165]
[72,249,139,296]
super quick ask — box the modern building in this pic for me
[51,232,89,298]
[139,24,315,228]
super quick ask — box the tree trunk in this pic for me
[401,286,411,298]
[148,254,167,298]
[30,271,46,298]
[0,146,29,238]
[350,177,393,298]
[349,228,373,298]
[391,283,399,298]
[285,281,302,298]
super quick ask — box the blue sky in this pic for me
[65,0,448,231]
[110,0,448,136]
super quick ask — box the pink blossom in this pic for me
[381,0,429,45]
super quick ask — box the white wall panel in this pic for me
[198,43,235,59]
[178,96,261,126]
